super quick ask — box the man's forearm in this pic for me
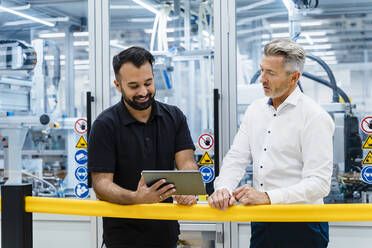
[179,160,198,170]
[94,178,137,205]
[175,149,198,170]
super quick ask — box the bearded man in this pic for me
[88,46,197,248]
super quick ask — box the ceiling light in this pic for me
[270,21,323,29]
[129,18,155,23]
[4,17,68,26]
[74,65,89,70]
[0,4,30,11]
[302,31,326,36]
[311,51,335,56]
[132,0,159,15]
[0,5,55,27]
[267,31,326,39]
[144,28,176,34]
[272,33,290,38]
[73,32,89,37]
[74,60,89,65]
[110,40,127,50]
[38,32,89,38]
[131,0,171,21]
[73,41,89,46]
[301,21,323,27]
[110,5,142,10]
[39,32,65,38]
[44,55,66,60]
[320,56,337,61]
[303,44,332,50]
[297,38,329,43]
[270,23,289,28]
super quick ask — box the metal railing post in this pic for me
[1,184,33,248]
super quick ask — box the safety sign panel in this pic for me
[198,134,214,150]
[361,116,372,134]
[75,183,89,198]
[198,152,214,165]
[76,136,87,149]
[75,150,88,165]
[199,166,215,183]
[74,118,88,134]
[362,151,372,165]
[75,166,88,181]
[362,135,372,149]
[361,166,372,184]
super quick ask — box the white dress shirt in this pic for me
[215,86,335,204]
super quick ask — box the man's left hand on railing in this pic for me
[172,195,197,206]
[232,185,271,205]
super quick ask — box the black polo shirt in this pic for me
[88,99,195,248]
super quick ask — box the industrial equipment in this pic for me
[0,39,78,197]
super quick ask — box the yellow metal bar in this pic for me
[25,197,372,222]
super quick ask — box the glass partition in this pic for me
[109,0,215,140]
[108,0,216,180]
[235,0,372,203]
[0,0,90,198]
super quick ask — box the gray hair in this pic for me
[264,38,306,73]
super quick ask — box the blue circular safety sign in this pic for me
[74,183,89,198]
[74,150,88,165]
[361,166,372,184]
[75,166,88,181]
[199,165,215,183]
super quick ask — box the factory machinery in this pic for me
[0,39,79,197]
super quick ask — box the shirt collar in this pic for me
[118,98,163,126]
[267,86,301,107]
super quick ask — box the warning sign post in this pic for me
[362,135,372,149]
[74,118,88,134]
[362,151,372,165]
[198,134,214,150]
[76,136,88,149]
[198,152,214,166]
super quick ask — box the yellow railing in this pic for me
[1,196,372,221]
[3,197,368,222]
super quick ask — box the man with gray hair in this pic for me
[208,38,334,247]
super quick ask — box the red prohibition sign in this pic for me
[361,116,372,134]
[198,134,214,150]
[74,118,88,134]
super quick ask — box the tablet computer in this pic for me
[142,170,206,195]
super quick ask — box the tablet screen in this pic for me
[142,170,206,195]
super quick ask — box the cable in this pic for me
[306,54,339,102]
[302,72,351,104]
[249,54,348,104]
[22,170,58,194]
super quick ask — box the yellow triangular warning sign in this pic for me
[362,151,372,165]
[362,135,372,149]
[198,152,214,165]
[76,136,87,149]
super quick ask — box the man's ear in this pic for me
[290,71,301,85]
[113,79,121,93]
